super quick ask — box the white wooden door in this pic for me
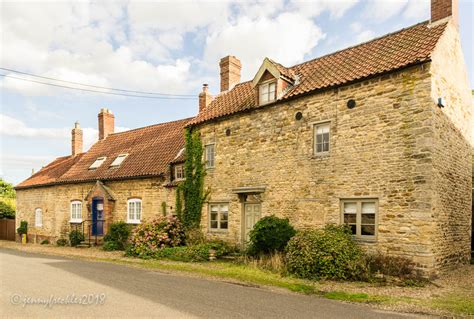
[244,203,261,242]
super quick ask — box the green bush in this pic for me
[127,216,186,257]
[17,220,28,235]
[285,225,362,280]
[0,200,15,219]
[69,230,85,247]
[363,253,423,281]
[56,238,68,246]
[103,221,130,251]
[40,239,50,245]
[152,241,234,262]
[247,215,296,255]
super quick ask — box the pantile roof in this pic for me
[16,118,191,189]
[188,21,447,126]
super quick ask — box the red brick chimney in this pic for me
[199,84,213,113]
[219,55,241,92]
[71,121,83,156]
[98,108,114,140]
[431,0,458,27]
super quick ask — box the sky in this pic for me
[1,0,473,186]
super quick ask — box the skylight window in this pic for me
[110,154,128,167]
[89,157,107,169]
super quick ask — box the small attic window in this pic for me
[89,157,107,169]
[110,154,128,167]
[259,81,276,105]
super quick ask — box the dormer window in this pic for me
[110,154,128,167]
[89,157,106,169]
[174,164,185,181]
[259,81,276,105]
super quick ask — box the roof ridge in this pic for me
[289,20,431,70]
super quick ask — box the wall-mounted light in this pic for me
[437,97,446,108]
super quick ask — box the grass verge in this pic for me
[429,294,474,316]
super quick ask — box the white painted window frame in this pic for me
[89,156,107,169]
[258,80,277,105]
[340,198,378,241]
[205,144,215,169]
[110,153,128,167]
[127,198,142,224]
[208,203,229,231]
[174,164,185,181]
[313,122,331,155]
[70,201,82,223]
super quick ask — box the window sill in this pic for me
[127,221,141,225]
[354,237,377,243]
[311,153,330,159]
[208,229,228,234]
[69,220,83,224]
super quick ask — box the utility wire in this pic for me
[0,74,197,100]
[0,67,195,97]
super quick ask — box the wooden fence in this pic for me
[0,219,16,241]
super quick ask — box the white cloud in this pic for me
[402,0,430,20]
[363,0,409,21]
[289,0,359,19]
[355,29,376,42]
[204,12,325,80]
[0,114,129,151]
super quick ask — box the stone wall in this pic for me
[15,178,176,243]
[429,20,473,271]
[195,61,467,274]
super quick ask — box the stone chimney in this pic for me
[199,84,213,113]
[98,108,115,140]
[431,0,458,27]
[71,121,83,156]
[219,55,241,92]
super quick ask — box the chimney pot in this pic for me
[431,0,458,27]
[98,108,115,140]
[219,55,241,92]
[71,121,83,156]
[199,84,213,113]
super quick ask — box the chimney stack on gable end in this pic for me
[199,84,213,113]
[71,121,83,156]
[431,0,458,27]
[98,108,115,140]
[219,55,241,92]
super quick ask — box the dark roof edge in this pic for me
[188,60,431,129]
[15,173,165,190]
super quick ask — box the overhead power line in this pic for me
[0,67,196,98]
[0,73,197,100]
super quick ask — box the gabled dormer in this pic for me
[252,58,296,106]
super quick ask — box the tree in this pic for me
[0,179,15,198]
[179,129,208,229]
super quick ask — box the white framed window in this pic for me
[127,198,142,224]
[89,156,106,169]
[259,81,276,105]
[205,144,215,169]
[209,203,228,231]
[341,199,377,240]
[35,208,43,227]
[174,164,185,181]
[70,201,82,223]
[314,123,330,154]
[110,154,128,167]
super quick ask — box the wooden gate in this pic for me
[0,219,16,241]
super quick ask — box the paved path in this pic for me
[0,248,422,318]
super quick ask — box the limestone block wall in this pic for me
[196,64,442,272]
[15,177,176,243]
[429,20,473,271]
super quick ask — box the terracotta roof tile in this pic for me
[16,118,191,189]
[188,21,447,126]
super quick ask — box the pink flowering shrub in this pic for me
[127,216,186,257]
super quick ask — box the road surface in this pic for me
[0,248,421,318]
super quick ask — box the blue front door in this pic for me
[92,198,104,236]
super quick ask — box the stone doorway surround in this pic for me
[84,181,116,237]
[232,186,266,245]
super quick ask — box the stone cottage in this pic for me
[15,108,189,243]
[15,0,471,274]
[187,0,472,274]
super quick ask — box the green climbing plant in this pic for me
[178,129,208,229]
